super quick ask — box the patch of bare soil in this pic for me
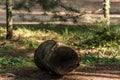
[0,65,120,80]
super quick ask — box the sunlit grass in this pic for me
[80,53,120,66]
[0,24,120,52]
[0,24,120,68]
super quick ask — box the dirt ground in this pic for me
[0,40,120,80]
[0,1,120,79]
[0,65,120,80]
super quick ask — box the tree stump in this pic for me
[34,40,80,75]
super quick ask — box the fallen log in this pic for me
[34,40,80,75]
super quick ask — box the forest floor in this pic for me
[0,23,120,80]
[0,65,120,80]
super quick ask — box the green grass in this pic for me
[0,24,120,69]
[80,53,120,66]
[0,56,34,67]
[0,56,34,72]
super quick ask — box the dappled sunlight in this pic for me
[0,24,120,80]
[0,27,6,39]
[0,24,120,57]
[0,26,62,57]
[13,28,39,38]
[0,0,120,79]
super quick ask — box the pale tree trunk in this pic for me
[6,0,13,39]
[103,0,110,26]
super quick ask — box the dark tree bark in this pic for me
[103,0,110,26]
[6,0,13,39]
[34,40,80,75]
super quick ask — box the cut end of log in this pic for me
[49,46,80,75]
[34,40,80,75]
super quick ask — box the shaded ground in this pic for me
[0,23,120,80]
[0,65,120,80]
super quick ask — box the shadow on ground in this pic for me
[0,65,120,80]
[0,24,120,80]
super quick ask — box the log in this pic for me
[34,40,80,75]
